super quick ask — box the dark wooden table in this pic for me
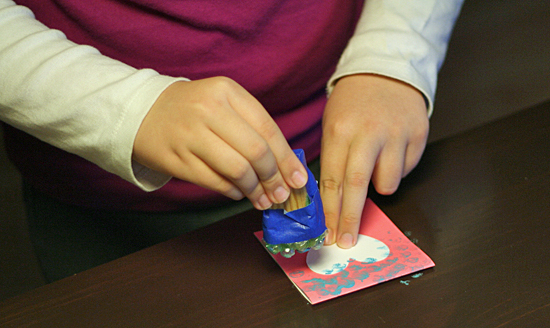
[1,101,549,327]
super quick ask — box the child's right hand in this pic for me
[132,77,308,210]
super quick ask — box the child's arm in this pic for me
[321,0,464,248]
[0,0,181,190]
[321,74,428,247]
[0,0,307,209]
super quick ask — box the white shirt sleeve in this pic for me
[0,0,188,191]
[328,0,464,116]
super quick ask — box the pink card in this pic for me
[254,198,435,304]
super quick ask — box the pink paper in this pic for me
[255,198,435,304]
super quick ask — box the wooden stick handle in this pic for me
[270,185,308,211]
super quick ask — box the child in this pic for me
[0,0,463,281]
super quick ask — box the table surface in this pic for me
[1,101,549,328]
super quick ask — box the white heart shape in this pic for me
[306,235,390,275]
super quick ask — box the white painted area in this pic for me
[306,235,390,275]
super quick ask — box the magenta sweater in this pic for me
[5,0,362,211]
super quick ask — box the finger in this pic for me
[319,130,348,245]
[167,150,245,201]
[371,141,407,195]
[403,128,429,177]
[206,101,291,204]
[262,133,309,190]
[402,143,425,178]
[191,132,274,210]
[337,140,380,249]
[226,85,308,190]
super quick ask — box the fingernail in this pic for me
[338,233,354,249]
[273,186,290,203]
[257,194,272,210]
[324,229,335,245]
[291,171,307,188]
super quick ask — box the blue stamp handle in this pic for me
[262,149,326,245]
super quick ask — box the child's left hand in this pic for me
[320,74,429,248]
